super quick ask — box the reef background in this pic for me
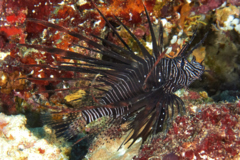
[0,0,240,159]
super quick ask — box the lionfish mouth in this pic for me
[19,1,208,150]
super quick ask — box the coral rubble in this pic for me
[132,95,240,160]
[80,91,240,160]
[0,113,71,160]
[0,0,239,112]
[0,0,240,159]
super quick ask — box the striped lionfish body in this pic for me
[21,2,207,148]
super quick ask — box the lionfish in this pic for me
[20,2,207,149]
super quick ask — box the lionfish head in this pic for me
[175,56,205,87]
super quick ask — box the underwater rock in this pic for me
[215,4,240,33]
[0,113,71,160]
[131,100,240,160]
[212,90,240,102]
[85,126,142,160]
[1,0,240,159]
[83,91,240,160]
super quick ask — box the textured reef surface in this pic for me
[0,0,240,159]
[85,92,240,160]
[0,113,71,159]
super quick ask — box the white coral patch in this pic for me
[161,19,167,27]
[231,18,239,26]
[221,15,240,33]
[0,113,70,160]
[235,24,240,34]
[177,38,184,45]
[93,20,101,27]
[153,18,158,25]
[146,42,153,50]
[223,15,234,30]
[0,51,10,60]
[178,30,183,36]
[170,35,178,44]
[166,47,172,54]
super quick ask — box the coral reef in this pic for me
[77,91,240,160]
[0,113,71,159]
[85,131,142,160]
[134,93,240,159]
[0,0,239,112]
[0,0,240,159]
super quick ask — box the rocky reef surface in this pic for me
[0,113,71,160]
[1,91,240,160]
[83,90,240,160]
[0,0,240,159]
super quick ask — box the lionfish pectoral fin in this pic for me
[118,108,156,150]
[154,105,166,134]
[153,92,185,137]
[118,90,185,150]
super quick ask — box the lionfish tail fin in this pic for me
[41,110,86,140]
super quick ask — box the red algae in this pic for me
[0,0,212,112]
[1,0,61,41]
[162,153,179,160]
[0,0,239,159]
[0,27,25,43]
[0,32,9,49]
[184,91,201,100]
[96,0,156,26]
[191,0,227,14]
[133,100,240,160]
[6,10,26,24]
[0,93,16,114]
[38,148,45,154]
[0,120,8,130]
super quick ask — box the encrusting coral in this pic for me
[0,113,71,160]
[83,91,240,160]
[0,0,240,159]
